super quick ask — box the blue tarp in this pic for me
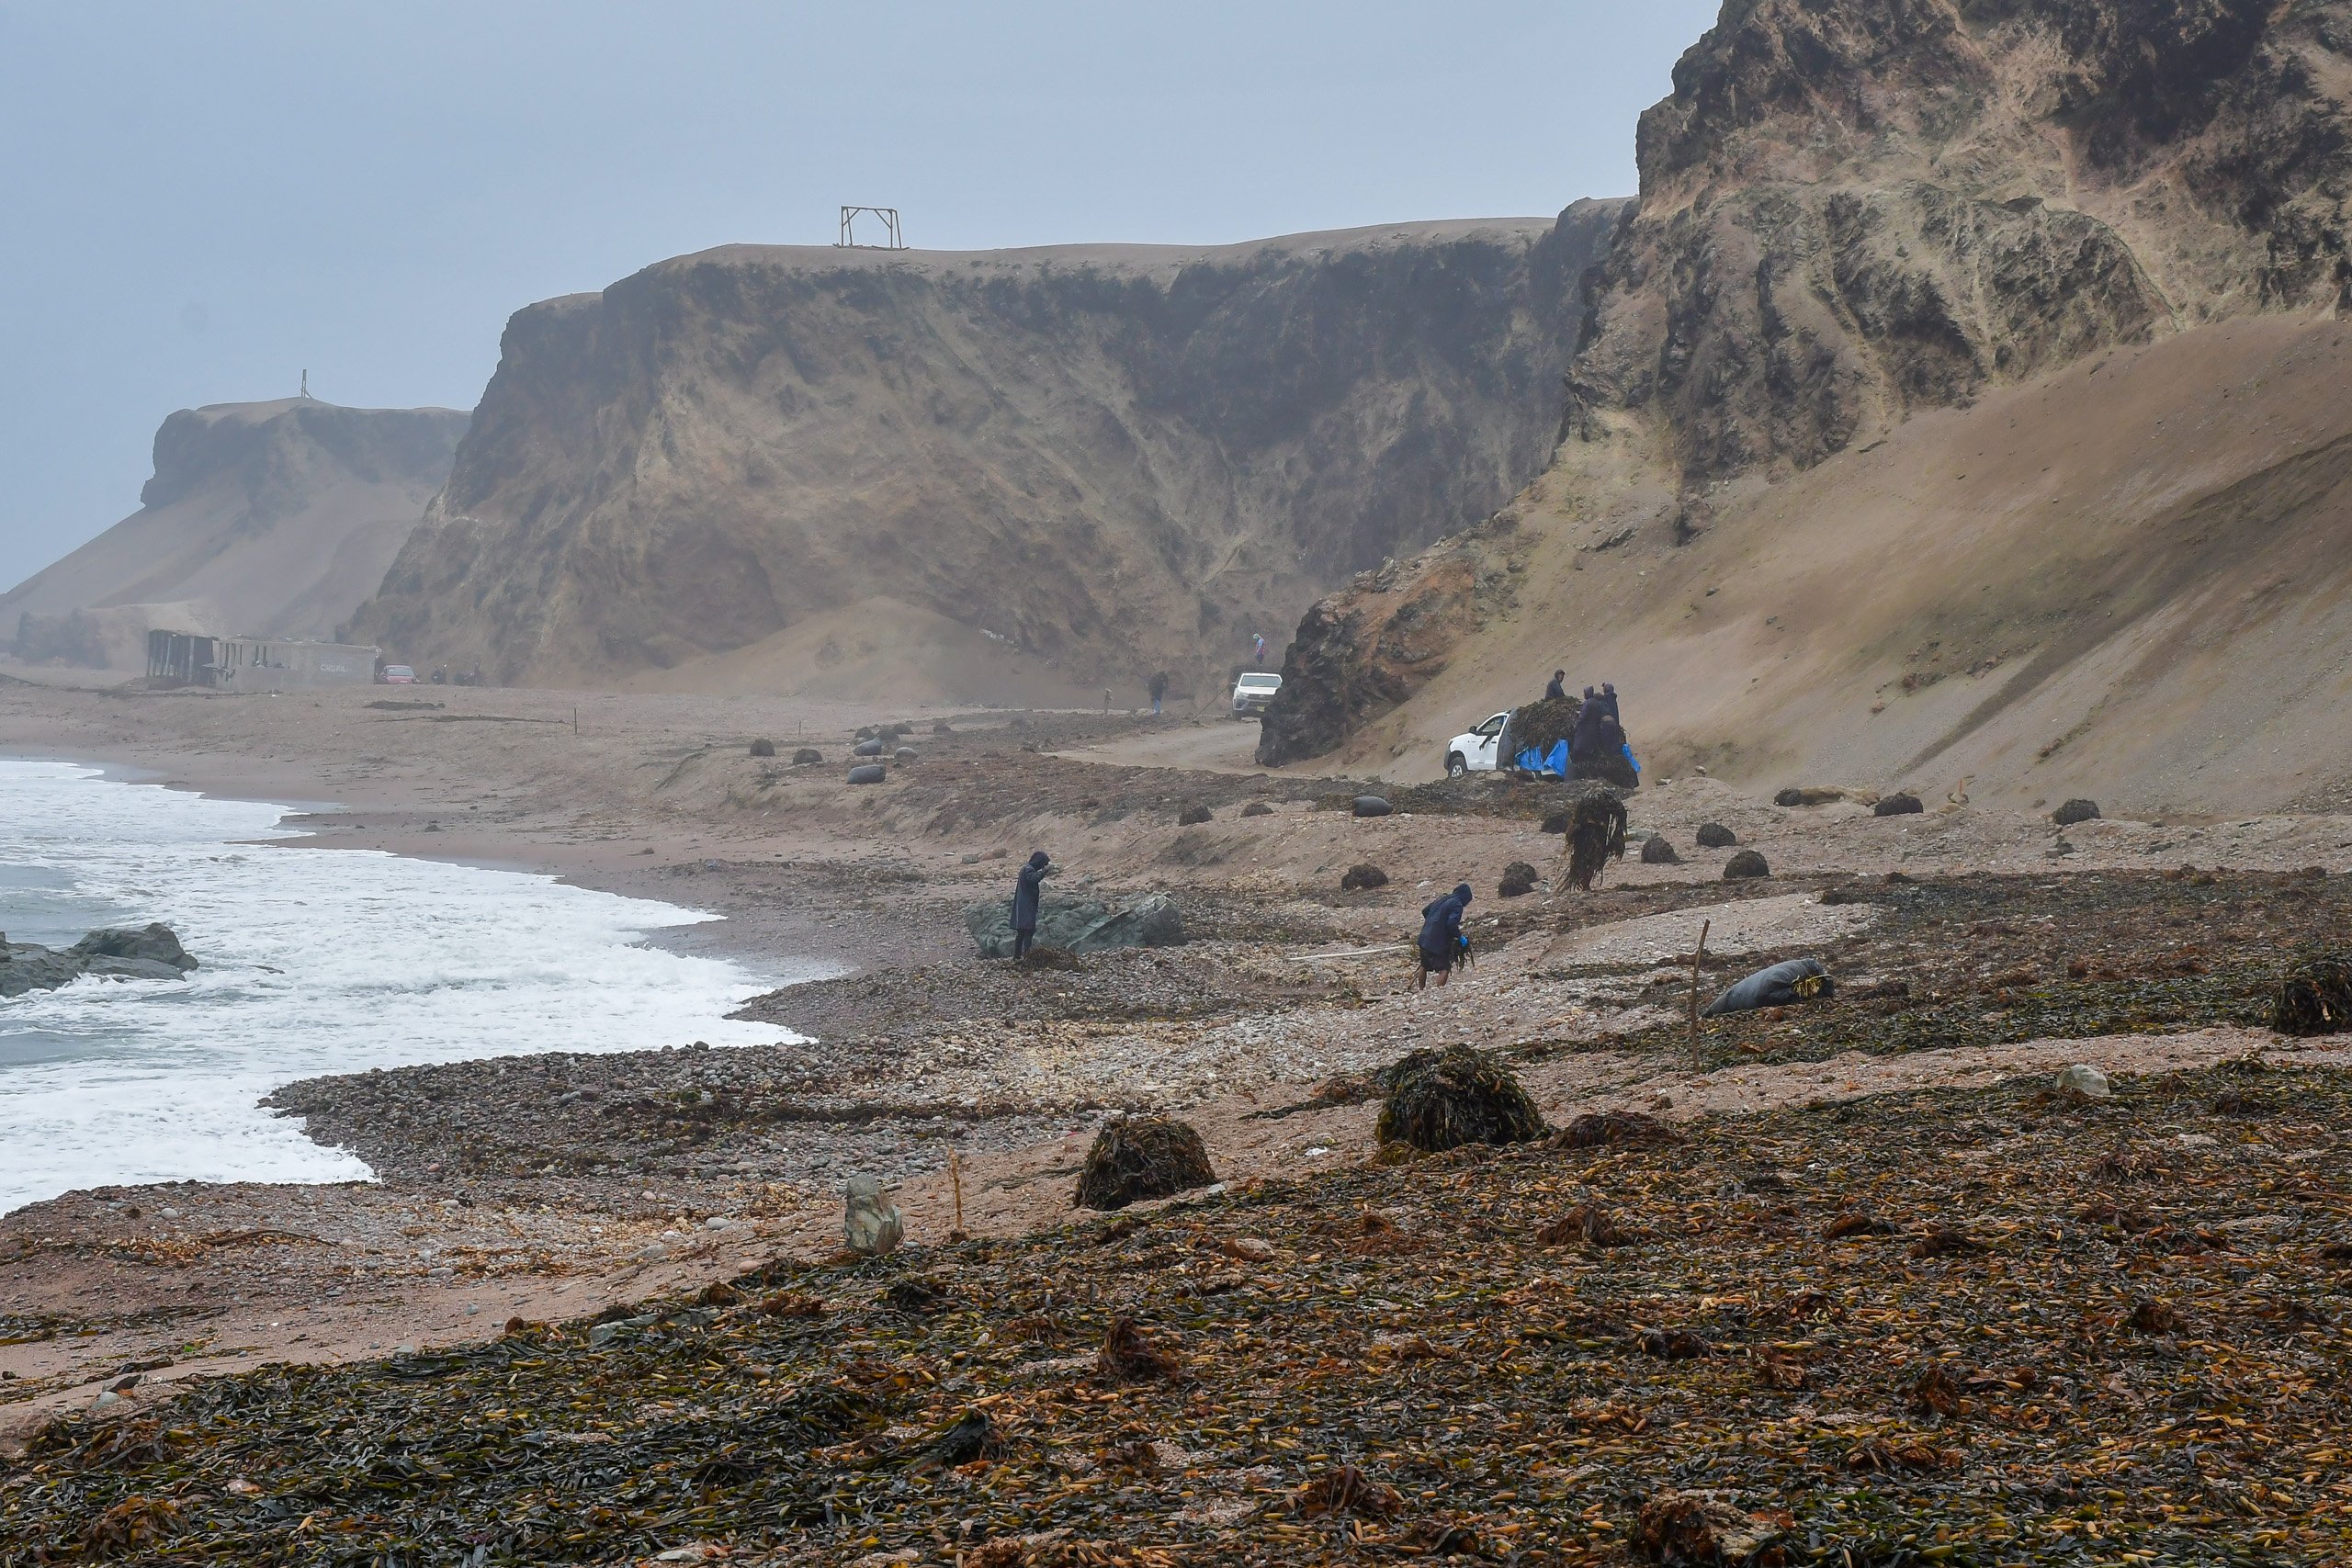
[1513,739,1643,781]
[1513,740,1571,778]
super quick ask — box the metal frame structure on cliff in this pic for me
[836,206,906,249]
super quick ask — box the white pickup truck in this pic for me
[1230,671,1283,716]
[1442,712,1515,778]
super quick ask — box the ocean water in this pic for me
[0,758,796,1214]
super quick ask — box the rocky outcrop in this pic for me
[0,400,469,662]
[1257,521,1512,764]
[963,893,1187,959]
[346,207,1624,691]
[0,924,198,999]
[1261,0,2352,764]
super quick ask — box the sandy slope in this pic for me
[1324,313,2352,813]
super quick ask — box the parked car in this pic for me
[1443,712,1514,778]
[1230,671,1283,716]
[379,665,417,684]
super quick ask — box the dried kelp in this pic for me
[8,1065,2351,1565]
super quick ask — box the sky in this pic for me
[0,0,1722,591]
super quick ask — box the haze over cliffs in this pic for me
[3,400,469,668]
[347,210,1623,698]
[1261,0,2352,813]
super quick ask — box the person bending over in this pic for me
[1417,882,1474,990]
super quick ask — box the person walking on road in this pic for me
[1148,671,1168,716]
[1415,882,1475,990]
[1010,851,1052,961]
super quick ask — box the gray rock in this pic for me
[1872,792,1924,818]
[793,747,823,765]
[1352,795,1394,818]
[1696,822,1736,849]
[2053,798,2102,828]
[1640,834,1680,864]
[964,892,1188,959]
[1,923,198,999]
[844,1176,903,1257]
[846,763,888,785]
[1724,849,1770,879]
[73,924,197,971]
[2056,1063,2111,1100]
[853,738,887,758]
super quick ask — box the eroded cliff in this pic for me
[1258,0,2352,804]
[2,400,469,666]
[348,209,1624,695]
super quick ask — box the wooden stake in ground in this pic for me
[949,1151,967,1239]
[1689,919,1711,1073]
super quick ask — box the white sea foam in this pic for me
[0,758,800,1213]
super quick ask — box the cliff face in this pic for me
[346,208,1623,692]
[1,400,469,665]
[1258,0,2352,781]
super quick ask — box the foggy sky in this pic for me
[0,0,1723,590]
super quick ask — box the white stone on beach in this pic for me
[2056,1064,2111,1099]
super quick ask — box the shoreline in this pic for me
[8,677,2352,1435]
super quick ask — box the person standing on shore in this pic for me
[1415,882,1474,990]
[1148,671,1168,716]
[1010,851,1052,960]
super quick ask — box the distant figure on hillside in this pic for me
[1148,671,1168,716]
[1416,882,1475,990]
[1010,851,1052,961]
[1545,669,1566,701]
[1251,633,1267,663]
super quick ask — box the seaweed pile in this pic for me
[17,1063,2345,1564]
[1073,1117,1216,1212]
[1373,1045,1546,1154]
[1563,790,1629,894]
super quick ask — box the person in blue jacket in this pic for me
[1010,851,1051,960]
[1416,882,1474,990]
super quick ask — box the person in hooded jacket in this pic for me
[1571,683,1626,766]
[1416,882,1474,989]
[1009,851,1052,960]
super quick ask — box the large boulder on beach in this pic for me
[964,893,1187,959]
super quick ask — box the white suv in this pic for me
[1230,671,1283,716]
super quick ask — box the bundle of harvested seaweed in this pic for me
[1565,788,1629,892]
[1374,1045,1545,1154]
[1506,695,1582,760]
[1074,1115,1216,1211]
[2274,957,2352,1036]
